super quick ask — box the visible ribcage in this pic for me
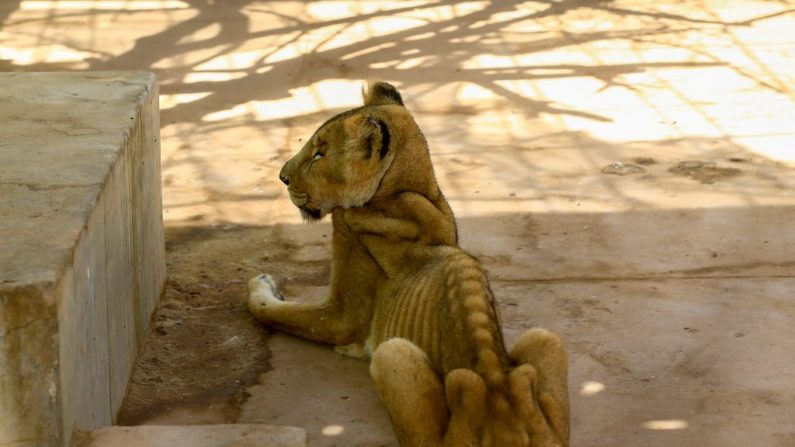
[375,264,444,367]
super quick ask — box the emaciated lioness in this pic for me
[248,81,569,447]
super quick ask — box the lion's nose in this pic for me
[279,173,290,186]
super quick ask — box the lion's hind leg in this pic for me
[509,328,570,446]
[370,338,447,447]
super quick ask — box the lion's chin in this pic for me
[299,205,323,222]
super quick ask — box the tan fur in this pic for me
[248,81,569,447]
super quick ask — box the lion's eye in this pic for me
[312,151,323,161]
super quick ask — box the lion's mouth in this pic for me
[299,205,322,221]
[288,190,324,221]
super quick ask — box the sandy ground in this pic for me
[2,1,795,446]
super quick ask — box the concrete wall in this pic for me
[0,72,165,447]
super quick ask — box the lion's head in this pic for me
[278,81,415,221]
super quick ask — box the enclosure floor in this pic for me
[3,1,794,446]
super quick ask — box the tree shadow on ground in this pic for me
[1,0,791,125]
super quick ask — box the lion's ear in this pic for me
[344,114,391,159]
[362,81,404,107]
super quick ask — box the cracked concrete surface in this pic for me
[2,1,794,446]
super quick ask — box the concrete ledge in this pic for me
[83,425,307,447]
[0,72,165,446]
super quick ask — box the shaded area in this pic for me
[117,221,331,427]
[117,226,281,426]
[117,202,795,446]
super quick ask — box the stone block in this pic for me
[0,72,165,447]
[84,425,307,447]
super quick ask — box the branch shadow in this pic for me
[2,0,790,125]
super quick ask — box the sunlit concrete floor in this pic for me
[2,1,794,446]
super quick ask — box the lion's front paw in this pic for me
[248,274,285,311]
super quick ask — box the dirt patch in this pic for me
[118,223,330,425]
[117,290,269,424]
[669,160,742,184]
